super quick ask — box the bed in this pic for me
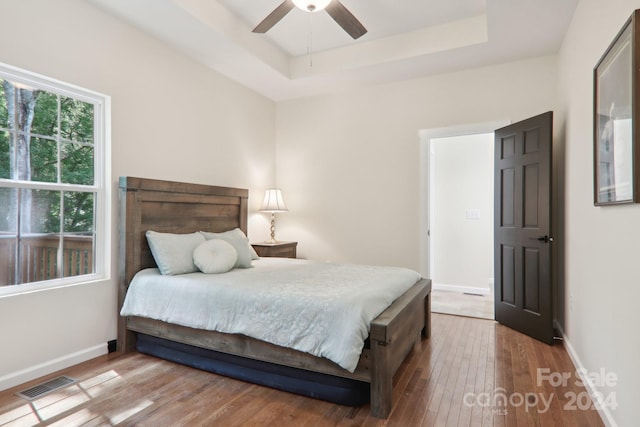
[117,176,431,418]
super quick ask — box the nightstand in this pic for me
[252,241,297,258]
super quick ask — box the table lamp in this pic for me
[259,188,288,243]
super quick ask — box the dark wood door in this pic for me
[494,111,553,344]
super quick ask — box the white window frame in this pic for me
[0,62,111,297]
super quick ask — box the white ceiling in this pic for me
[88,0,578,101]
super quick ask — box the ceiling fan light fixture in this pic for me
[292,0,331,12]
[253,0,366,40]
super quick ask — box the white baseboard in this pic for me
[554,321,618,427]
[433,283,491,295]
[0,344,107,392]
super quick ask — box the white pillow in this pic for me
[146,231,205,275]
[199,228,255,268]
[193,239,237,274]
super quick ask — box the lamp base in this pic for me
[266,213,280,244]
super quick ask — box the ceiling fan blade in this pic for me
[252,0,295,33]
[325,1,367,39]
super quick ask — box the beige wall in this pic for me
[0,0,275,389]
[275,55,557,269]
[557,1,640,425]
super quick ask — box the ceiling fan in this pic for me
[252,0,367,40]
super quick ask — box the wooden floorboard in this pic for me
[0,314,606,426]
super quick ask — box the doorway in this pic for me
[419,121,509,319]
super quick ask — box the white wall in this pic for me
[275,55,557,270]
[557,1,640,426]
[431,133,493,291]
[0,0,275,390]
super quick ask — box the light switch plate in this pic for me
[466,209,481,219]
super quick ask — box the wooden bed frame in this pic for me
[117,176,431,418]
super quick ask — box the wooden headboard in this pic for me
[117,176,248,350]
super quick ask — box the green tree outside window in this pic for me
[0,78,96,285]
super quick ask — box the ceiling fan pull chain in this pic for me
[307,13,314,67]
[308,32,313,67]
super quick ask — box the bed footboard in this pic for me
[369,278,431,418]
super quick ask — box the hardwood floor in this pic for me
[0,314,605,426]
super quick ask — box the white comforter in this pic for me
[120,258,421,372]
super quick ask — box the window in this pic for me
[0,63,110,293]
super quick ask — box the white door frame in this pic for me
[418,120,510,282]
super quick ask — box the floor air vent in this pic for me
[16,375,77,400]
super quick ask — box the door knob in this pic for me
[536,235,553,243]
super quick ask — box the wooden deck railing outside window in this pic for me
[0,234,94,286]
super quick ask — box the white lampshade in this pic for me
[292,0,331,12]
[260,189,288,212]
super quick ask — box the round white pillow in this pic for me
[193,239,238,274]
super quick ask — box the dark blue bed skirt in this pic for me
[136,333,370,406]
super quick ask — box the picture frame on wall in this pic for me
[593,9,640,205]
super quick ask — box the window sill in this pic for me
[0,274,110,298]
